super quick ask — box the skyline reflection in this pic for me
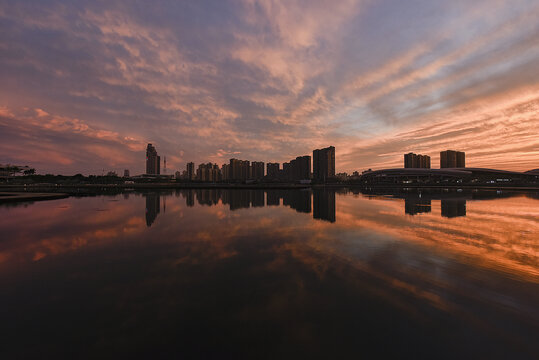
[141,188,537,227]
[1,188,538,358]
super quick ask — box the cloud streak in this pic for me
[0,0,537,173]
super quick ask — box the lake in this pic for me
[1,188,538,359]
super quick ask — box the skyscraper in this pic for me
[282,162,291,180]
[186,162,195,180]
[296,155,311,180]
[146,143,160,175]
[196,163,221,182]
[221,163,230,181]
[230,158,241,180]
[440,150,465,168]
[313,146,335,181]
[267,163,280,178]
[229,159,250,181]
[251,161,265,179]
[404,153,430,168]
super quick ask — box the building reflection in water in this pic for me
[404,196,432,215]
[313,189,336,222]
[168,189,337,223]
[266,190,280,206]
[251,190,265,208]
[143,188,526,224]
[3,187,538,360]
[441,199,466,218]
[145,193,160,227]
[283,190,311,213]
[357,188,528,218]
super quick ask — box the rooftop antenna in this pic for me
[164,156,167,174]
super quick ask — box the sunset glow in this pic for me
[1,0,538,174]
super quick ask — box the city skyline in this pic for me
[1,1,538,175]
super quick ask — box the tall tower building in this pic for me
[296,155,311,180]
[404,153,430,168]
[229,159,241,180]
[221,163,230,181]
[313,146,335,181]
[251,161,265,179]
[440,150,465,168]
[186,162,195,180]
[267,163,280,178]
[146,143,160,175]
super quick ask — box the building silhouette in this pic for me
[196,163,221,182]
[440,150,465,168]
[296,156,311,180]
[146,143,160,175]
[186,162,195,180]
[229,159,251,181]
[281,156,311,181]
[123,169,130,177]
[267,163,280,179]
[404,153,430,168]
[251,161,265,180]
[313,146,335,181]
[221,163,230,181]
[282,162,291,180]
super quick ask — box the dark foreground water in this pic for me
[1,188,538,359]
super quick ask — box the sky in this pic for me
[0,0,538,175]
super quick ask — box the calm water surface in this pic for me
[1,188,538,359]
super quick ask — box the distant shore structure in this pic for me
[146,143,160,175]
[440,150,465,168]
[313,146,335,181]
[404,153,431,168]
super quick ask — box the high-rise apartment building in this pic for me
[229,159,241,180]
[229,159,251,180]
[146,143,160,175]
[296,155,311,180]
[242,160,250,180]
[186,162,195,180]
[221,163,230,181]
[440,150,465,168]
[282,162,291,180]
[404,153,430,168]
[251,161,265,179]
[313,146,335,181]
[281,155,312,181]
[197,163,221,182]
[267,163,280,178]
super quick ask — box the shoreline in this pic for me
[0,183,538,191]
[0,192,69,203]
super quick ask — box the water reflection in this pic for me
[441,199,466,218]
[145,193,160,227]
[145,189,337,226]
[1,188,538,358]
[404,197,432,215]
[313,189,336,222]
[142,188,536,228]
